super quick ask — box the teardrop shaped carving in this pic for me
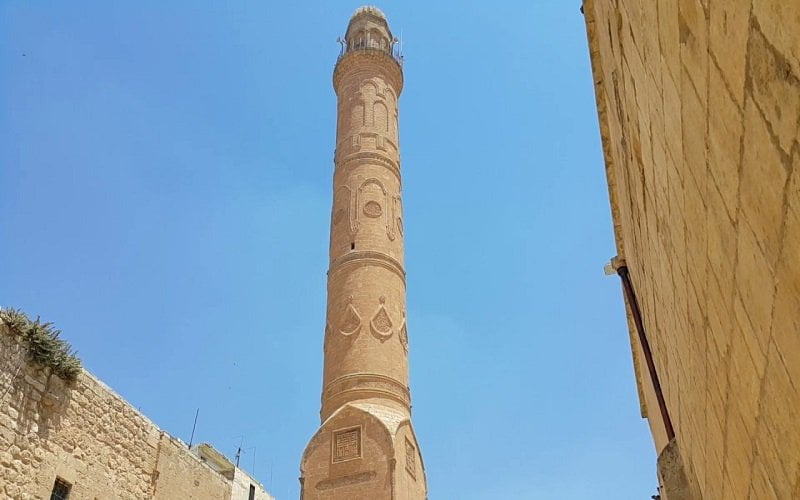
[370,296,393,341]
[399,315,408,353]
[340,300,361,336]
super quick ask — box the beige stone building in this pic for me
[583,0,800,498]
[300,6,427,500]
[0,318,274,500]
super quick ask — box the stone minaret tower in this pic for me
[300,6,427,500]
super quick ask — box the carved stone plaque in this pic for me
[405,438,416,477]
[333,427,361,463]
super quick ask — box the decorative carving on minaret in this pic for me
[374,101,389,133]
[394,196,403,236]
[302,7,426,498]
[334,186,358,235]
[339,297,362,336]
[363,200,382,218]
[398,313,408,353]
[370,296,394,341]
[357,177,397,239]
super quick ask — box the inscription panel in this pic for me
[332,427,362,463]
[405,438,416,478]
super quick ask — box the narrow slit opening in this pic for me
[351,242,355,250]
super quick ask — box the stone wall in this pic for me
[583,0,799,498]
[0,322,264,499]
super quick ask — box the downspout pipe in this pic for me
[613,261,676,441]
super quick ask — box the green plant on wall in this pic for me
[0,308,81,381]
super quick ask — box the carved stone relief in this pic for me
[339,297,361,336]
[370,296,394,341]
[357,177,394,239]
[332,427,361,463]
[334,186,358,235]
[394,195,403,235]
[398,313,408,353]
[373,101,389,133]
[315,471,376,491]
[405,438,416,477]
[363,200,382,218]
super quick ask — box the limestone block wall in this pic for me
[152,437,232,499]
[583,0,800,498]
[231,468,273,500]
[0,322,258,499]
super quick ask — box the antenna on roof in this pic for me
[188,408,199,448]
[233,435,244,466]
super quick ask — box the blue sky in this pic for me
[0,2,657,498]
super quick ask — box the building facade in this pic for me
[583,0,800,498]
[300,6,427,500]
[0,320,273,500]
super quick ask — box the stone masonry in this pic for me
[583,0,800,498]
[300,7,427,500]
[0,321,272,500]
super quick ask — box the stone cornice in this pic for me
[334,150,401,183]
[328,250,406,285]
[322,372,411,415]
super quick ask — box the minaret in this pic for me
[300,6,427,499]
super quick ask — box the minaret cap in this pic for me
[351,5,387,20]
[345,5,394,42]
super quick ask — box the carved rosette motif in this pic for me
[339,297,362,336]
[369,296,394,341]
[363,200,382,218]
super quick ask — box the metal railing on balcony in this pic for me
[336,37,403,65]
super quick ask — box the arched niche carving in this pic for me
[373,101,389,133]
[351,102,365,129]
[334,185,358,235]
[393,195,403,236]
[357,80,379,127]
[356,178,395,240]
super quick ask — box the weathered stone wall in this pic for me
[232,468,273,500]
[153,437,232,499]
[0,322,239,499]
[584,0,799,498]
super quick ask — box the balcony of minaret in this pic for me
[335,5,403,67]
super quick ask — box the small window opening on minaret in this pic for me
[351,242,355,250]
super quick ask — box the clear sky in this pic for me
[0,1,657,498]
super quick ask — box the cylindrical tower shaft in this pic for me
[301,9,427,499]
[322,5,408,421]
